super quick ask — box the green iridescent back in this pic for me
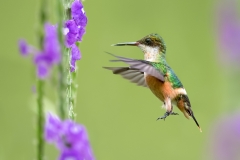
[151,60,184,89]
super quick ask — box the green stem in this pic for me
[67,65,75,120]
[56,0,78,121]
[66,30,75,121]
[58,63,66,119]
[65,45,75,120]
[70,45,79,118]
[36,0,47,159]
[58,0,75,120]
[37,80,44,160]
[57,0,66,120]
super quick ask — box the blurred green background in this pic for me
[0,0,235,159]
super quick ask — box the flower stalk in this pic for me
[65,1,77,120]
[63,0,88,120]
[62,0,76,120]
[56,0,75,120]
[57,0,67,119]
[36,0,48,159]
[36,79,45,160]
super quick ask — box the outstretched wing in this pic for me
[103,67,147,87]
[105,52,165,82]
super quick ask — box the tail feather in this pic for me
[176,94,202,132]
[191,113,202,132]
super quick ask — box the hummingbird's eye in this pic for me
[145,38,152,45]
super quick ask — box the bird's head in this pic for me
[112,33,166,62]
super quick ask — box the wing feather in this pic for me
[106,52,165,82]
[103,67,147,87]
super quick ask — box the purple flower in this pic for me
[63,0,87,72]
[71,0,87,27]
[34,24,61,78]
[76,27,86,42]
[64,20,79,47]
[208,112,240,160]
[18,23,61,79]
[18,39,30,56]
[19,0,87,74]
[216,0,240,66]
[70,44,81,72]
[45,113,62,143]
[59,150,83,160]
[43,24,61,64]
[45,113,95,160]
[64,0,87,47]
[35,59,49,79]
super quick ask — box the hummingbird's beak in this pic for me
[111,42,139,46]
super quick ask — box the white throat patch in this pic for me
[138,44,160,62]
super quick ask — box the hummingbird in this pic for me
[103,33,202,132]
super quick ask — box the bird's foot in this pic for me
[156,112,179,121]
[170,112,179,115]
[156,112,170,121]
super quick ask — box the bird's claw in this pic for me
[170,112,179,115]
[156,112,170,121]
[156,112,179,121]
[156,116,166,121]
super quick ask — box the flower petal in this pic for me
[70,59,77,72]
[44,114,95,160]
[44,113,62,143]
[65,20,78,34]
[70,44,81,72]
[18,39,29,56]
[71,0,87,27]
[56,120,84,150]
[59,149,83,160]
[71,44,81,60]
[44,23,61,64]
[65,33,78,47]
[37,62,49,79]
[76,27,86,42]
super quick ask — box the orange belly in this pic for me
[145,74,190,117]
[144,74,180,102]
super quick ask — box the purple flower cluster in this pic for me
[208,112,240,160]
[64,0,87,72]
[217,0,240,66]
[45,113,95,160]
[18,24,61,79]
[18,0,87,74]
